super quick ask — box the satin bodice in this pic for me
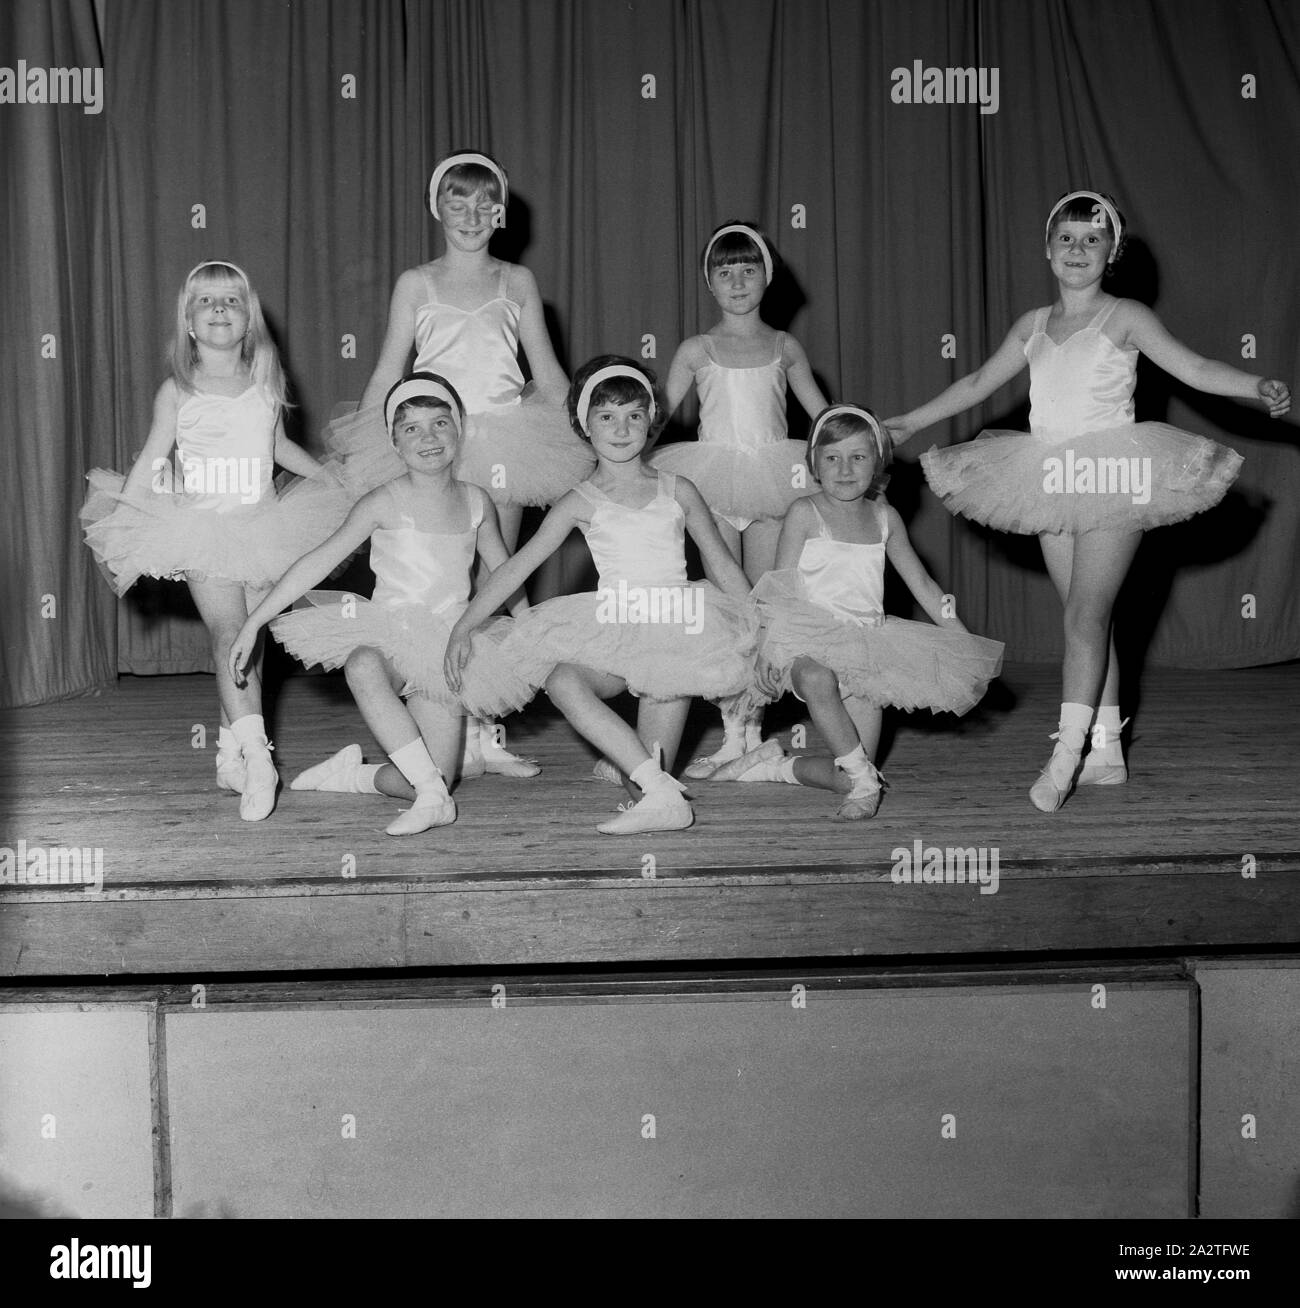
[174,386,275,511]
[797,499,887,624]
[576,473,688,590]
[412,265,524,412]
[369,482,483,612]
[695,333,787,448]
[1027,300,1137,442]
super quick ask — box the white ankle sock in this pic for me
[628,756,673,794]
[777,756,799,784]
[1056,702,1094,754]
[1089,705,1126,762]
[478,721,510,757]
[834,744,871,778]
[389,739,450,801]
[229,713,270,753]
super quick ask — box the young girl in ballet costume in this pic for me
[227,374,529,835]
[333,149,594,778]
[888,191,1290,812]
[649,222,828,777]
[714,406,1003,819]
[445,357,760,835]
[82,260,353,821]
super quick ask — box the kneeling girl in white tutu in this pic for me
[228,374,530,836]
[81,260,354,821]
[445,357,760,835]
[888,191,1289,812]
[649,221,828,776]
[715,406,1003,820]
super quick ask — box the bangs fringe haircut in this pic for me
[808,409,892,499]
[171,262,289,414]
[567,355,667,441]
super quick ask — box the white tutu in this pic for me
[647,439,815,521]
[80,464,355,595]
[322,395,595,507]
[271,592,529,710]
[751,570,1003,715]
[921,423,1243,535]
[458,583,761,716]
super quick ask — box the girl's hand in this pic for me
[1259,378,1291,418]
[443,628,472,693]
[755,657,784,700]
[228,621,260,687]
[882,417,911,447]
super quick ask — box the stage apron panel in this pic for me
[0,1008,154,1218]
[1195,961,1300,1219]
[164,983,1192,1218]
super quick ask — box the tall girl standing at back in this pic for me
[338,149,593,777]
[888,191,1290,812]
[81,261,352,820]
[649,222,828,776]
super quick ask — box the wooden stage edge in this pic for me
[2,663,1298,976]
[3,863,1299,976]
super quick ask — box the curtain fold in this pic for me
[4,0,1297,707]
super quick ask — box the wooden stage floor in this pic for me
[2,663,1297,976]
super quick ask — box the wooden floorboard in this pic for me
[2,663,1297,974]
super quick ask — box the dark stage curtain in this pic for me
[4,0,1297,707]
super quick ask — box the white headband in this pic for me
[808,404,889,463]
[385,377,464,437]
[702,224,774,286]
[428,152,509,217]
[1045,191,1123,259]
[576,365,656,430]
[186,259,250,288]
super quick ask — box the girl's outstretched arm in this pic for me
[228,490,388,682]
[882,503,969,631]
[470,487,530,616]
[677,477,752,597]
[885,312,1036,445]
[272,418,325,478]
[122,381,181,496]
[783,336,830,418]
[513,266,569,403]
[444,492,584,687]
[1120,302,1291,416]
[359,269,424,410]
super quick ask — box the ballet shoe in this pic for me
[291,744,364,791]
[477,721,540,778]
[481,747,541,778]
[683,740,747,780]
[239,748,279,822]
[385,793,457,836]
[596,786,693,836]
[709,739,786,782]
[1029,738,1083,813]
[832,760,885,821]
[216,749,246,794]
[1077,755,1128,786]
[592,758,623,785]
